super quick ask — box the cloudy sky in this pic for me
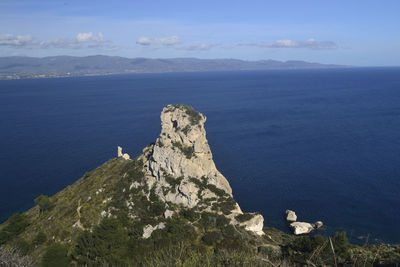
[1,0,399,66]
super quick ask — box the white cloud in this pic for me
[240,38,338,50]
[0,32,116,50]
[76,32,104,43]
[136,37,152,46]
[136,36,180,47]
[136,36,218,51]
[179,42,218,51]
[0,34,36,47]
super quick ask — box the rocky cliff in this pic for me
[130,104,264,236]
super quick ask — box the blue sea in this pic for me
[0,68,399,243]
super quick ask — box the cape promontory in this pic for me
[0,105,398,266]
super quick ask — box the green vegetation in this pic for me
[176,104,203,125]
[32,231,47,246]
[171,141,195,159]
[34,195,53,213]
[181,124,191,135]
[41,243,69,267]
[166,104,203,126]
[13,237,32,255]
[235,213,256,223]
[74,218,130,265]
[164,174,184,189]
[1,156,399,266]
[82,171,92,179]
[0,213,29,245]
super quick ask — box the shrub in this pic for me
[206,184,227,198]
[218,197,237,215]
[175,105,203,125]
[0,213,30,245]
[164,175,184,189]
[34,195,53,213]
[13,237,32,255]
[202,231,222,246]
[41,243,69,267]
[33,231,47,246]
[74,218,130,266]
[235,213,256,223]
[82,171,92,179]
[216,214,230,227]
[331,231,351,261]
[181,208,199,222]
[149,201,166,217]
[285,232,352,265]
[181,125,191,135]
[171,141,195,159]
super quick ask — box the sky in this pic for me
[0,0,399,66]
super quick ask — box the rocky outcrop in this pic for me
[285,210,297,222]
[148,105,232,196]
[289,222,315,235]
[240,214,265,236]
[142,222,166,239]
[118,146,130,160]
[285,209,323,235]
[136,105,264,236]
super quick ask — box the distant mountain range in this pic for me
[0,55,346,79]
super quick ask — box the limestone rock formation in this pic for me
[135,104,264,236]
[289,222,315,235]
[142,222,166,239]
[285,209,323,235]
[240,214,265,236]
[285,210,297,222]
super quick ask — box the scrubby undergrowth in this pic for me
[0,157,398,266]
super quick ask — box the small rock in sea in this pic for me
[314,221,323,229]
[285,210,297,222]
[289,222,315,235]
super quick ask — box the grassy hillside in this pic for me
[0,155,399,266]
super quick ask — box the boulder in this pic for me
[289,222,315,235]
[285,210,297,222]
[142,222,166,239]
[241,214,265,236]
[164,209,174,219]
[314,221,323,229]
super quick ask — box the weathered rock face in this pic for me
[146,105,232,207]
[138,105,264,236]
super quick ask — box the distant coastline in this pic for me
[0,55,347,80]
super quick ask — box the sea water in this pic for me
[1,68,399,243]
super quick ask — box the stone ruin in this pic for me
[117,146,130,160]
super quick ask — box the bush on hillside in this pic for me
[41,243,69,267]
[34,195,53,213]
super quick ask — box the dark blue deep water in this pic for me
[1,68,399,243]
